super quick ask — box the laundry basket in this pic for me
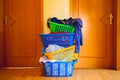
[43,60,75,77]
[39,33,75,48]
[48,21,75,33]
[45,46,77,61]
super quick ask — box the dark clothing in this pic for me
[48,17,83,53]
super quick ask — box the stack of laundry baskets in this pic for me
[39,17,83,77]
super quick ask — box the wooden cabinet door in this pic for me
[3,0,43,66]
[70,0,113,68]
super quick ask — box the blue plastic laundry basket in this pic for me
[39,33,75,48]
[44,60,75,77]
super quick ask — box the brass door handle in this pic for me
[109,13,113,24]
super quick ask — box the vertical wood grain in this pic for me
[117,0,120,70]
[70,0,79,18]
[0,0,4,67]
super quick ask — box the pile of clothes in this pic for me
[48,17,83,53]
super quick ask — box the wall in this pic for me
[0,0,4,67]
[43,0,70,33]
[117,0,120,70]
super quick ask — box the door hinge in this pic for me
[109,13,113,25]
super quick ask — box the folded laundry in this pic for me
[39,56,67,63]
[39,56,49,63]
[45,44,64,53]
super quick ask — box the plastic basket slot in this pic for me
[67,63,73,76]
[49,21,75,33]
[60,63,66,76]
[52,63,59,76]
[56,25,62,32]
[44,62,51,76]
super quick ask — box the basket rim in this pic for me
[39,33,75,36]
[43,59,75,63]
[48,21,74,27]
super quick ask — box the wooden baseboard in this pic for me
[3,67,40,69]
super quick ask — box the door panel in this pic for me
[70,0,113,68]
[4,0,43,66]
[79,0,108,57]
[6,0,36,57]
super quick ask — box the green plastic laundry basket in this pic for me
[48,21,75,33]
